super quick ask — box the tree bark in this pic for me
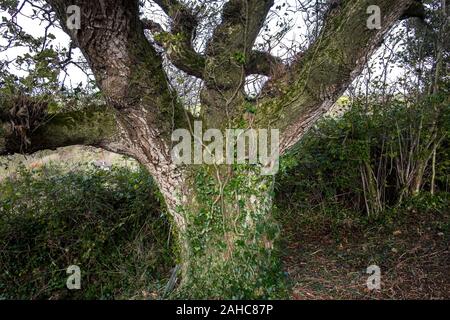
[256,0,415,152]
[0,105,118,155]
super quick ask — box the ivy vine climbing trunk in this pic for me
[162,166,281,298]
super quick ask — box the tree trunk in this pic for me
[13,0,417,299]
[150,164,283,299]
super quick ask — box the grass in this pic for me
[277,193,450,299]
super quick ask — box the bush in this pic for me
[277,96,450,223]
[0,165,172,299]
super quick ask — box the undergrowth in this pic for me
[0,165,173,299]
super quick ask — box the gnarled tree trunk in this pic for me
[0,0,420,298]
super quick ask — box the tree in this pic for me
[0,0,423,298]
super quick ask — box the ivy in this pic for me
[171,164,286,299]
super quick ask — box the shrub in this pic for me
[0,164,172,299]
[277,96,449,221]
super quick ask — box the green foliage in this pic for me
[277,97,450,224]
[172,165,286,299]
[233,52,247,65]
[153,32,185,46]
[0,165,172,299]
[401,0,449,94]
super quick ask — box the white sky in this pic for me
[0,2,88,86]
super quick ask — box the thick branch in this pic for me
[144,26,205,78]
[246,50,284,76]
[47,0,190,137]
[1,107,118,155]
[255,0,416,153]
[205,0,274,60]
[146,1,281,79]
[144,1,205,78]
[201,0,275,128]
[144,19,280,78]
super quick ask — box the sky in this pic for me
[0,1,87,86]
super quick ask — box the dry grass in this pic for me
[282,210,450,300]
[0,146,137,181]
